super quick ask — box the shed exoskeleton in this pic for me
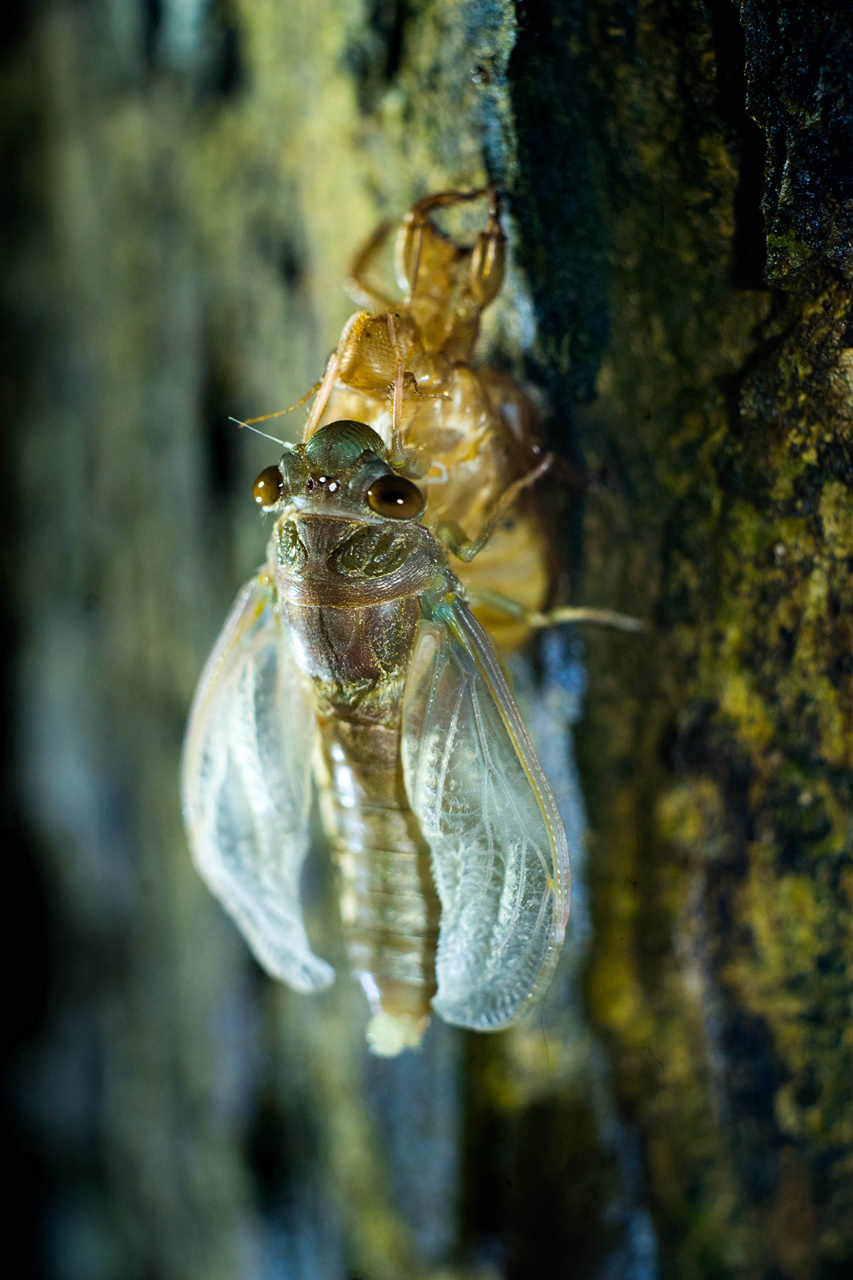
[301,188,551,654]
[283,188,642,649]
[182,421,570,1055]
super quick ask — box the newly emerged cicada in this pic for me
[182,420,569,1055]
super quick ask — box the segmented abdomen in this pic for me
[314,715,439,1045]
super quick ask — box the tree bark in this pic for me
[4,2,851,1278]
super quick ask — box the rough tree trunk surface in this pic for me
[4,2,851,1279]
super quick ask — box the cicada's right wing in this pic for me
[401,592,569,1031]
[181,573,333,991]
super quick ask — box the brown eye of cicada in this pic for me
[253,466,284,507]
[366,475,426,520]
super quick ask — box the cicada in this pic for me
[182,420,569,1055]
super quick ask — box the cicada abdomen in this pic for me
[312,687,440,1054]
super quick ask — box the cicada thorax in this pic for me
[273,504,443,1054]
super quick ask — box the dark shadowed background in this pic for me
[3,2,852,1279]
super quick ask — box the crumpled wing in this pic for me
[401,593,569,1029]
[181,572,333,991]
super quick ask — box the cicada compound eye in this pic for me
[366,474,426,520]
[253,465,284,507]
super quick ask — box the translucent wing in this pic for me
[401,591,570,1029]
[181,572,333,991]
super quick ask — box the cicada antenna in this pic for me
[229,417,287,447]
[240,381,324,426]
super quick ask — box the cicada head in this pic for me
[253,420,439,607]
[253,419,423,515]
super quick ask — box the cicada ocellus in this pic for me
[182,420,569,1055]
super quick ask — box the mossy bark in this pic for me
[4,1,851,1278]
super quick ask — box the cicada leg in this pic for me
[464,587,650,634]
[344,219,398,310]
[385,311,406,444]
[435,453,553,563]
[435,450,647,635]
[468,202,506,309]
[397,186,505,304]
[303,351,341,438]
[238,380,325,432]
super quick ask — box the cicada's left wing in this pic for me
[401,591,569,1030]
[181,572,333,992]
